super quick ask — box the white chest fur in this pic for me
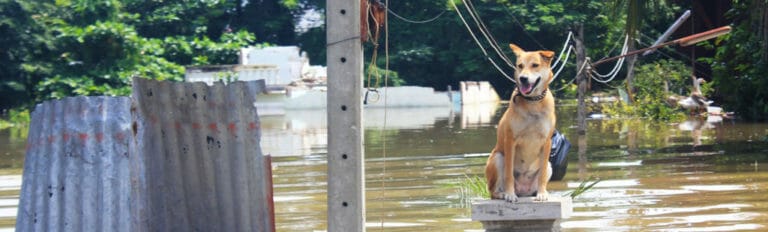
[508,108,553,140]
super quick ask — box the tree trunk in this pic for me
[625,37,637,103]
[574,24,588,135]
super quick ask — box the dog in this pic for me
[485,44,556,202]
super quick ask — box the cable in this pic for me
[462,0,517,69]
[552,46,574,80]
[553,60,590,92]
[387,7,446,24]
[379,1,390,229]
[591,35,629,83]
[551,32,573,69]
[501,5,546,49]
[592,36,628,78]
[451,0,516,82]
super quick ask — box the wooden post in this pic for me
[472,197,573,231]
[573,26,588,135]
[326,0,365,231]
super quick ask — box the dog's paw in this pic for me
[502,192,518,203]
[534,190,549,202]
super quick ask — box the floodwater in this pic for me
[1,101,768,231]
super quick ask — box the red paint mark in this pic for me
[192,123,202,129]
[115,132,126,141]
[149,115,158,125]
[174,121,182,129]
[228,123,237,136]
[207,102,217,108]
[78,133,89,141]
[208,123,220,133]
[248,122,259,131]
[62,133,71,142]
[48,135,56,143]
[95,133,104,142]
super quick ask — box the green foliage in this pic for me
[565,176,601,198]
[602,59,691,121]
[365,64,405,87]
[1,0,265,109]
[702,1,768,120]
[0,108,30,129]
[215,71,239,84]
[453,175,490,202]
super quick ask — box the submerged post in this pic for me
[326,0,365,231]
[472,197,573,231]
[573,27,588,135]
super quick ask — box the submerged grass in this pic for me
[565,176,601,198]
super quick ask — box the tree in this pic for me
[706,0,768,120]
[0,0,263,109]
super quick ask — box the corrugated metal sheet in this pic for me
[17,96,133,232]
[130,77,274,231]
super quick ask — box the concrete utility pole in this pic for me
[326,0,365,231]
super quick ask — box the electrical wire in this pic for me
[592,36,628,78]
[451,0,516,82]
[462,0,517,69]
[552,45,574,80]
[591,35,629,83]
[551,31,573,69]
[387,7,446,24]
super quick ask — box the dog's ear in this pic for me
[538,50,555,63]
[509,44,525,57]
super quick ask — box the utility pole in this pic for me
[326,0,365,231]
[573,25,588,135]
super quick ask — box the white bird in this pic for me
[678,76,712,114]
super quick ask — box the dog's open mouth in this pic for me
[519,78,540,95]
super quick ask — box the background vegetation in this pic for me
[1,0,766,120]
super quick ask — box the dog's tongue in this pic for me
[519,83,533,95]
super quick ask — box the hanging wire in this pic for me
[591,35,629,83]
[500,6,546,49]
[379,1,390,230]
[552,45,574,80]
[451,0,516,82]
[553,59,590,92]
[462,0,517,69]
[592,40,628,78]
[387,7,446,24]
[551,31,573,69]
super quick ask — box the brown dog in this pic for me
[485,44,556,202]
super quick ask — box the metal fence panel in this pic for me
[17,96,132,232]
[130,77,273,231]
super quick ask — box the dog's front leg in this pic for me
[535,137,553,201]
[502,144,518,202]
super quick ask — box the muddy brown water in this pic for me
[1,102,767,231]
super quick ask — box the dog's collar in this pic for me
[514,88,548,102]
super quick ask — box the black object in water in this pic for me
[549,130,570,181]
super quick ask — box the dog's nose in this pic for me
[519,76,529,84]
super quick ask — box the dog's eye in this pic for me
[532,63,539,68]
[517,64,523,69]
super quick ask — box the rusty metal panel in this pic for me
[130,77,273,231]
[17,96,133,232]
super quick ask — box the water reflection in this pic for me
[1,102,768,231]
[260,104,497,157]
[266,102,768,231]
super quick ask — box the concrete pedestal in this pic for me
[472,197,572,231]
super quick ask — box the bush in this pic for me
[603,59,694,121]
